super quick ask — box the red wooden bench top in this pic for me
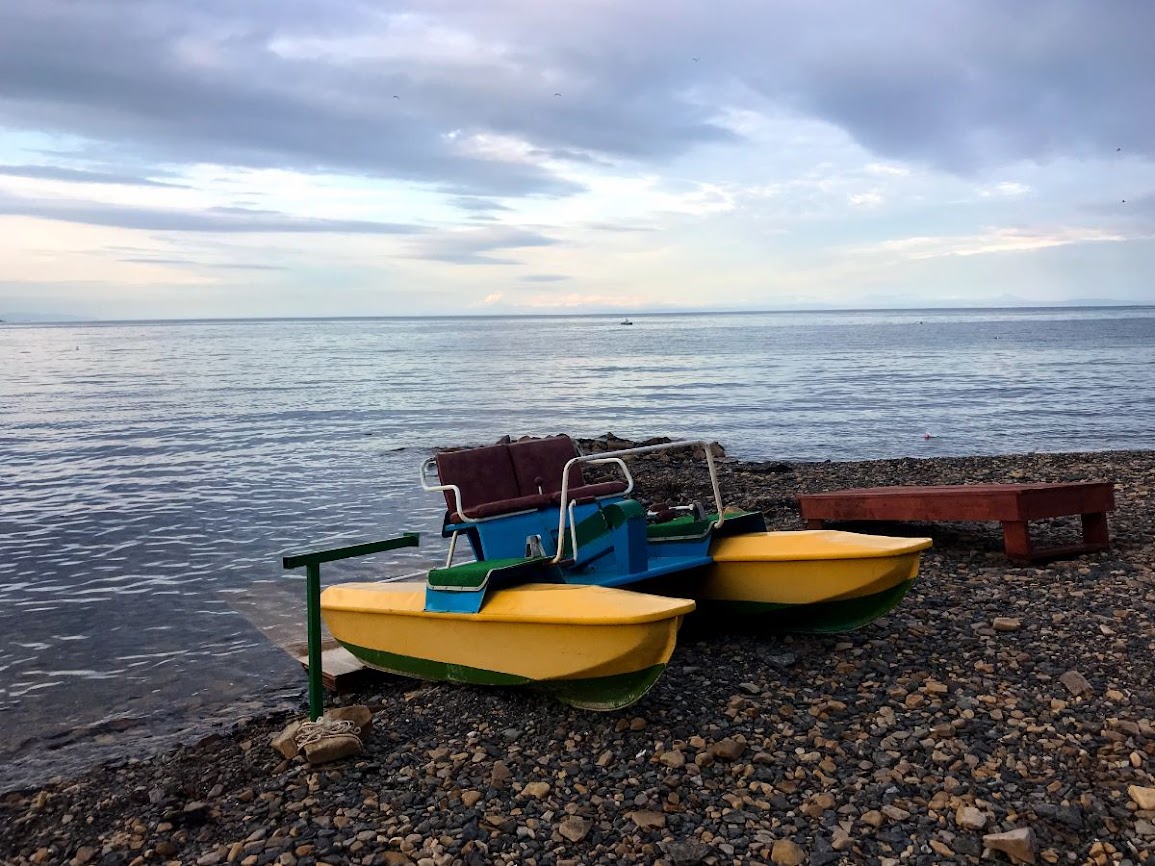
[799,482,1115,561]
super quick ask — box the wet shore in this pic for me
[2,442,1153,865]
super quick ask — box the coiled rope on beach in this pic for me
[293,717,363,749]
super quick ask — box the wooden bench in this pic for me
[798,482,1115,562]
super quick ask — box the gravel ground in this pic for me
[3,441,1153,866]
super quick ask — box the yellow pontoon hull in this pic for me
[699,530,932,632]
[321,581,695,710]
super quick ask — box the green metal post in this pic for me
[306,562,324,721]
[283,531,420,722]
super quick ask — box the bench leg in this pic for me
[805,519,826,529]
[1081,512,1111,548]
[1001,520,1033,560]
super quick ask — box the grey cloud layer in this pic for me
[1,0,1151,204]
[0,191,420,233]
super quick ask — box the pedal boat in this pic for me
[284,435,931,712]
[321,580,693,711]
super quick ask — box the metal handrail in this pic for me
[551,440,725,564]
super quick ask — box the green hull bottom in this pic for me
[695,579,915,634]
[338,640,667,711]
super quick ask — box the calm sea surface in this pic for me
[2,307,1154,788]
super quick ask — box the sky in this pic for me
[1,0,1153,319]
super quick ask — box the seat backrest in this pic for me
[508,436,585,497]
[434,444,521,516]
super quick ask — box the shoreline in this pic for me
[2,445,1153,865]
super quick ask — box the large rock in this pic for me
[982,827,1037,865]
[956,805,988,831]
[659,749,686,769]
[1059,670,1093,697]
[521,781,551,799]
[270,720,302,759]
[628,810,666,829]
[1129,785,1155,811]
[302,732,362,765]
[708,738,745,762]
[660,840,712,866]
[771,839,805,866]
[557,816,591,842]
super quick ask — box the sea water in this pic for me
[2,306,1154,788]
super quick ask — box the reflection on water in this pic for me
[2,308,1154,789]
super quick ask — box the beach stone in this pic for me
[72,847,96,865]
[521,782,551,799]
[861,810,885,828]
[993,617,1021,632]
[461,790,482,808]
[771,838,805,866]
[491,761,512,783]
[708,738,745,761]
[660,839,711,866]
[930,840,954,857]
[1059,670,1093,696]
[801,793,836,817]
[831,826,853,851]
[628,810,666,829]
[956,805,988,831]
[557,816,591,842]
[1128,785,1155,810]
[881,805,910,822]
[982,827,1037,865]
[270,721,303,759]
[658,749,686,769]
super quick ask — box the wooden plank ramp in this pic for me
[293,644,380,694]
[225,580,384,693]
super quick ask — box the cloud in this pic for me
[0,164,185,187]
[852,226,1128,261]
[117,257,286,270]
[0,191,422,234]
[521,274,570,282]
[408,225,558,265]
[0,2,725,198]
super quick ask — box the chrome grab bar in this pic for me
[552,440,725,564]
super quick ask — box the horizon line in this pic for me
[3,301,1154,325]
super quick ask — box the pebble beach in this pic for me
[3,441,1154,866]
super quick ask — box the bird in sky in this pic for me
[692,57,699,61]
[1117,147,1122,151]
[393,95,400,99]
[554,92,562,97]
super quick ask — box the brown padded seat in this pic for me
[508,436,627,504]
[437,436,626,522]
[435,444,550,522]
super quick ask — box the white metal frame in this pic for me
[551,440,725,564]
[420,440,725,567]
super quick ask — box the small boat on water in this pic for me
[284,435,931,711]
[620,318,633,325]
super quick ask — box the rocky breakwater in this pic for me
[2,440,1154,865]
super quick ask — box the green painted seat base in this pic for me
[646,509,767,541]
[338,640,667,711]
[427,555,553,590]
[693,579,914,634]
